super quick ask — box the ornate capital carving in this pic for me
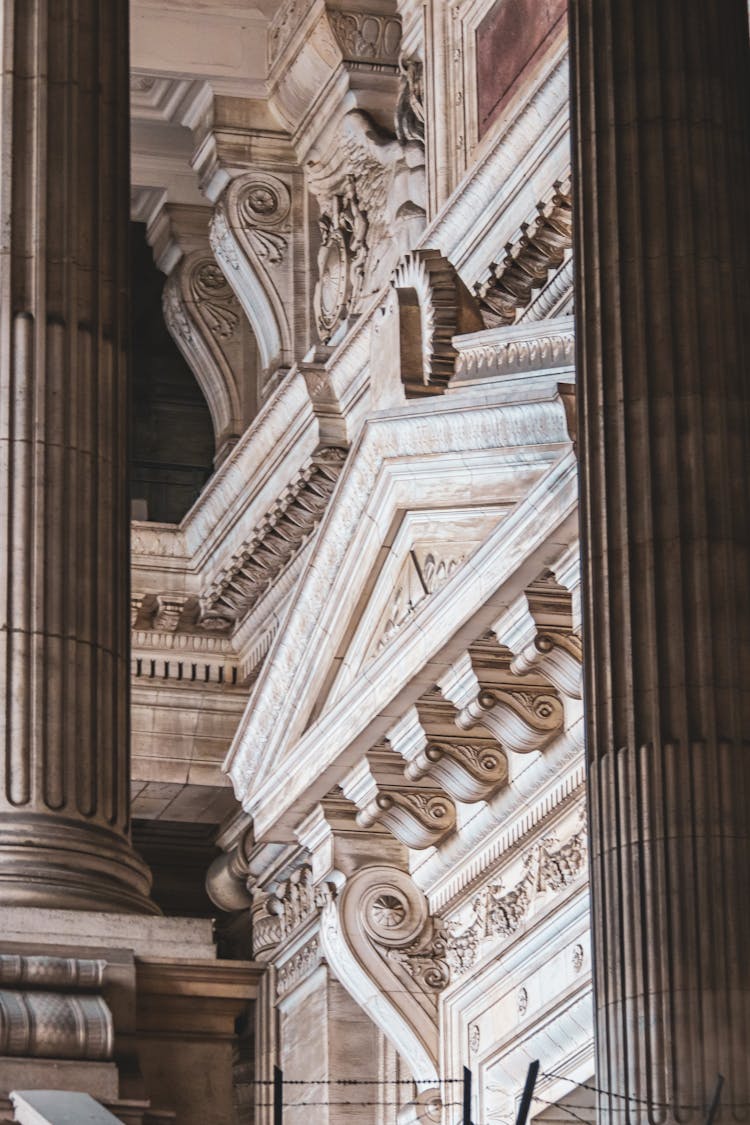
[252,863,336,961]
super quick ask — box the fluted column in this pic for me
[0,0,155,911]
[569,1,750,1119]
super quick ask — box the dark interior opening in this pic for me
[130,222,215,524]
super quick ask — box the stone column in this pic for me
[569,0,750,1118]
[0,0,155,912]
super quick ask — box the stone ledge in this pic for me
[0,912,216,962]
[0,1060,118,1103]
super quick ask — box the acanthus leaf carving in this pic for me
[406,740,508,804]
[162,248,247,458]
[212,171,296,373]
[190,260,240,339]
[252,863,337,960]
[444,818,588,978]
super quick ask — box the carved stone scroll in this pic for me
[341,755,456,849]
[496,578,583,700]
[438,653,564,757]
[163,250,255,463]
[319,864,448,1088]
[211,170,297,379]
[387,707,507,803]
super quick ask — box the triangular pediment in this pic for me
[223,389,576,833]
[323,507,507,710]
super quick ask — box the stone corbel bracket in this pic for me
[210,171,296,379]
[438,653,564,763]
[387,707,507,804]
[341,754,456,849]
[383,249,485,398]
[495,577,582,701]
[319,863,447,1089]
[162,249,248,464]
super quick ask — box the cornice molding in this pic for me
[224,392,574,808]
[419,46,569,286]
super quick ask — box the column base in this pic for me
[0,813,159,914]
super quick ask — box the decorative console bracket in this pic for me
[319,863,448,1089]
[387,707,507,803]
[438,652,564,771]
[341,753,456,849]
[495,576,583,701]
[211,169,300,380]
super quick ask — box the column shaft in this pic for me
[0,0,154,912]
[570,0,750,1118]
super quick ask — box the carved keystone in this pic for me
[387,707,507,803]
